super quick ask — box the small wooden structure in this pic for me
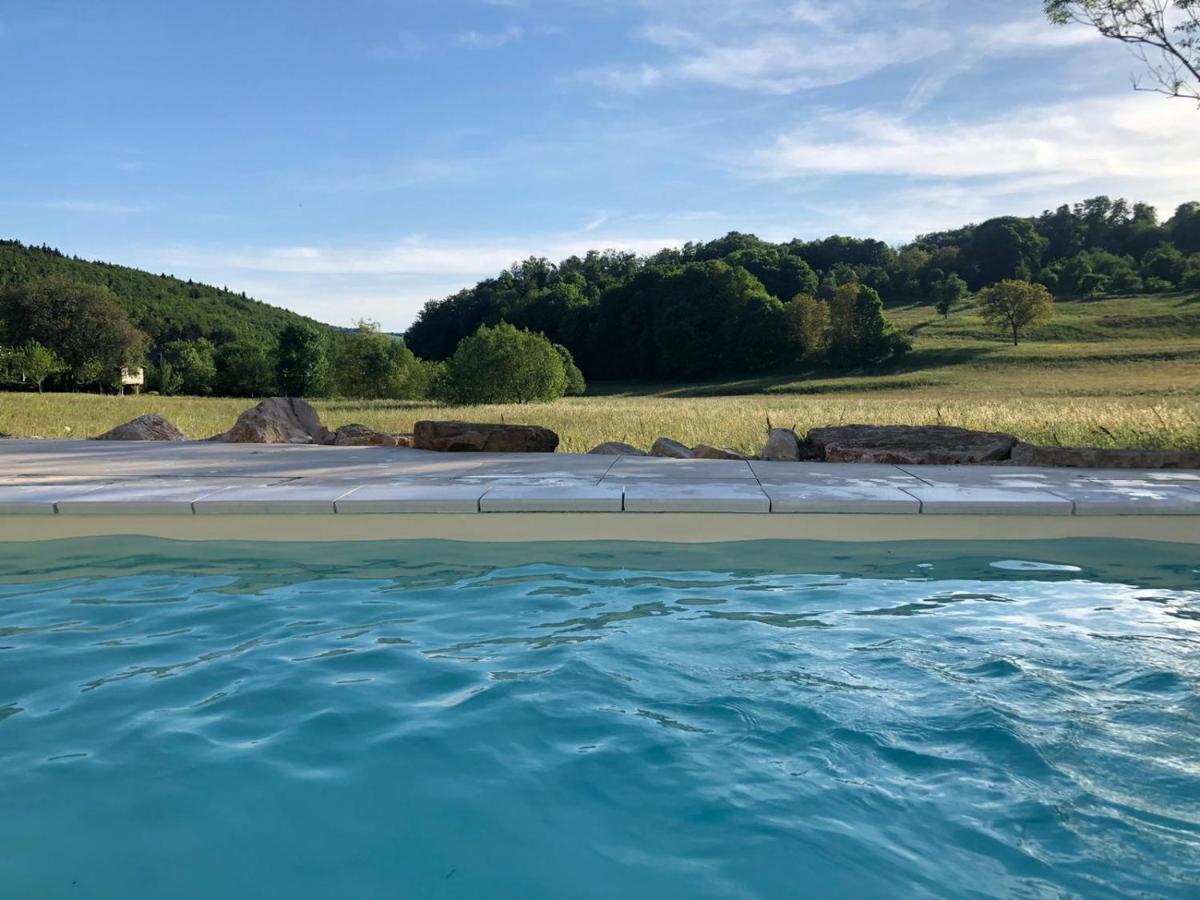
[120,366,145,396]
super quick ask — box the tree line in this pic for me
[406,196,1200,379]
[1,195,1197,401]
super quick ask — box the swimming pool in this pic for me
[2,537,1199,898]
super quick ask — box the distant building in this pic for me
[120,366,145,395]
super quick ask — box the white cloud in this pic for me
[454,25,524,48]
[575,0,954,94]
[750,95,1200,187]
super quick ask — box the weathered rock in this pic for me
[809,424,1018,465]
[650,437,694,459]
[693,444,750,461]
[332,424,407,447]
[588,441,647,456]
[1011,442,1200,469]
[93,414,187,441]
[413,420,559,453]
[211,397,335,445]
[760,428,801,462]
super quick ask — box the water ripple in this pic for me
[0,537,1198,899]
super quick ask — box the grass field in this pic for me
[2,293,1198,454]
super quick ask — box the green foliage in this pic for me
[214,342,277,397]
[1142,243,1187,285]
[156,338,217,396]
[933,273,969,319]
[334,320,427,399]
[0,240,334,354]
[784,294,831,360]
[1171,202,1200,253]
[439,323,567,404]
[0,276,148,389]
[978,280,1056,345]
[276,323,330,398]
[0,340,67,392]
[965,217,1048,288]
[826,283,911,366]
[554,343,587,396]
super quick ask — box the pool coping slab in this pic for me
[0,442,1196,524]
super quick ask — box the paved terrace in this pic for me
[0,440,1198,518]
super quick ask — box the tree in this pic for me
[334,320,426,399]
[932,273,969,318]
[1046,1,1200,103]
[0,277,147,387]
[1140,243,1187,285]
[965,218,1048,288]
[439,323,567,404]
[784,294,830,361]
[2,341,66,392]
[1169,201,1200,252]
[978,280,1055,345]
[214,342,277,397]
[158,338,217,396]
[554,343,587,396]
[826,283,910,366]
[276,323,330,397]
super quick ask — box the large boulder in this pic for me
[211,398,335,445]
[651,437,693,459]
[588,441,647,456]
[413,420,559,453]
[93,414,187,441]
[808,424,1018,465]
[332,424,410,447]
[692,444,750,461]
[1011,442,1200,469]
[760,428,801,462]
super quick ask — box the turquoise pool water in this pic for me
[1,538,1199,899]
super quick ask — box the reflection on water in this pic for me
[0,537,1198,899]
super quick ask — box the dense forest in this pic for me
[406,197,1200,380]
[0,240,333,348]
[2,195,1198,400]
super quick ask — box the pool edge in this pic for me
[1,513,1196,545]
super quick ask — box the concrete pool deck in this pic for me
[0,440,1197,543]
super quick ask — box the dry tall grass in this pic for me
[1,391,1196,453]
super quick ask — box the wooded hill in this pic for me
[0,240,333,349]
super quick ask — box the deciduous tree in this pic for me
[978,280,1055,345]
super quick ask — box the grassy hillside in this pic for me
[0,240,333,347]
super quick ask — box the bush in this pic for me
[439,323,567,404]
[554,343,587,396]
[334,320,428,399]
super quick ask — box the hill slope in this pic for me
[0,240,333,348]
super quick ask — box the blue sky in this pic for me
[3,0,1198,330]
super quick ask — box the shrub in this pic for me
[440,323,567,404]
[554,343,587,396]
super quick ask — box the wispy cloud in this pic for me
[454,25,525,48]
[748,95,1200,187]
[39,200,144,214]
[367,31,426,61]
[576,0,952,94]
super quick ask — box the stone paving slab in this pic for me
[901,485,1075,516]
[54,480,260,516]
[0,441,1196,517]
[480,484,623,513]
[623,481,770,513]
[763,483,921,514]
